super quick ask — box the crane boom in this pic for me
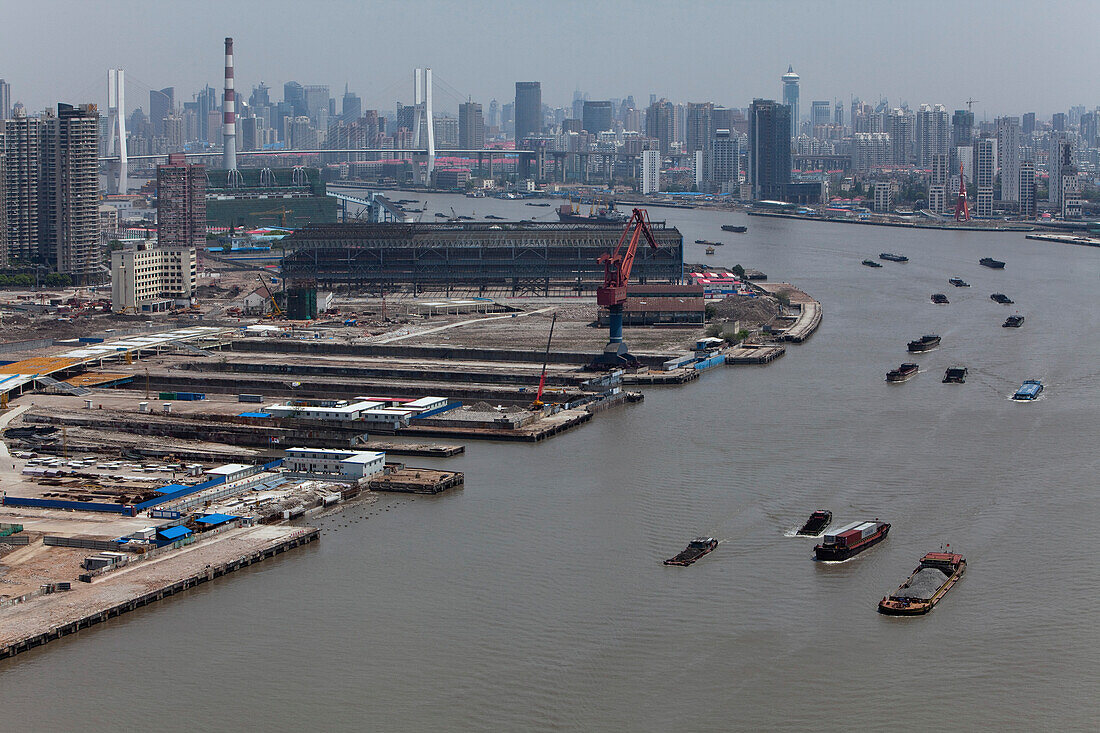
[592,208,661,368]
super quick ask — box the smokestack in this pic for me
[223,37,237,172]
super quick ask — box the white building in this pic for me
[916,103,950,168]
[872,180,895,213]
[283,447,385,482]
[111,242,197,313]
[265,396,447,430]
[709,129,740,193]
[973,138,996,218]
[641,149,660,194]
[691,150,704,188]
[1018,161,1037,219]
[996,116,1021,203]
[851,132,891,174]
[1061,170,1082,218]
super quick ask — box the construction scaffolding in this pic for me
[279,221,684,295]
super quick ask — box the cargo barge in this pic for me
[721,225,748,233]
[862,259,883,268]
[931,293,949,304]
[907,334,940,352]
[796,510,832,536]
[1012,379,1043,401]
[879,252,909,262]
[886,363,919,382]
[557,201,629,224]
[991,293,1014,304]
[949,277,970,287]
[814,520,890,561]
[1003,315,1024,327]
[878,551,966,615]
[663,537,718,566]
[980,257,1006,269]
[943,366,968,383]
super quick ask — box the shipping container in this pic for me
[838,529,862,546]
[238,394,264,403]
[158,392,177,400]
[824,521,863,544]
[78,337,105,343]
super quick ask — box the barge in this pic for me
[879,252,909,262]
[991,293,1014,304]
[886,363,919,382]
[663,537,719,566]
[721,224,748,233]
[980,257,1006,269]
[815,520,890,561]
[1012,379,1043,401]
[1003,315,1024,327]
[907,334,941,352]
[796,510,833,536]
[931,293,949,304]
[949,277,970,287]
[878,551,966,615]
[862,259,883,268]
[943,366,968,383]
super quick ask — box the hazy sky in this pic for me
[4,0,1095,120]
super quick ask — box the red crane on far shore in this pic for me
[592,208,660,368]
[954,163,970,222]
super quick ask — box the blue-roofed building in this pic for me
[156,525,192,543]
[196,513,239,529]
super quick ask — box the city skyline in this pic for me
[2,0,1097,120]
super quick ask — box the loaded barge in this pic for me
[878,551,966,615]
[663,537,718,566]
[796,510,832,536]
[815,520,890,561]
[980,257,1006,269]
[886,363,919,382]
[907,334,941,352]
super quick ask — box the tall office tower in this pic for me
[1022,112,1035,136]
[43,104,100,282]
[645,99,676,155]
[951,109,974,147]
[0,79,9,118]
[781,66,800,139]
[164,115,184,150]
[996,117,1021,203]
[342,85,362,122]
[685,102,714,179]
[1051,112,1066,132]
[149,87,174,136]
[710,129,740,193]
[250,82,270,108]
[284,82,306,116]
[834,100,844,129]
[623,107,642,132]
[972,137,995,217]
[156,153,206,249]
[748,99,792,200]
[850,132,891,173]
[458,102,484,149]
[303,85,330,124]
[582,100,613,134]
[1018,161,1037,219]
[3,113,43,262]
[1080,112,1098,149]
[487,99,499,129]
[916,103,950,167]
[195,85,216,142]
[433,116,458,149]
[928,152,950,214]
[514,82,542,142]
[1048,135,1073,206]
[810,101,831,137]
[884,108,914,165]
[239,116,259,151]
[641,149,660,194]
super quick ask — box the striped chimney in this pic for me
[223,37,237,171]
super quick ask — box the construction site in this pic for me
[0,205,820,660]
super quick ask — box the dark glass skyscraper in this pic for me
[514,81,542,142]
[749,99,791,200]
[581,100,613,134]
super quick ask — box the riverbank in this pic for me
[747,210,1036,232]
[1025,232,1100,248]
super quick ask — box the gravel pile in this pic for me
[708,295,780,326]
[893,567,949,601]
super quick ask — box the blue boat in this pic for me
[1012,380,1043,401]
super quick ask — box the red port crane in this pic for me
[953,163,970,222]
[593,208,660,368]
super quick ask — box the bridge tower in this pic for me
[105,69,128,194]
[411,68,436,183]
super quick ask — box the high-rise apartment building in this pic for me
[0,149,6,268]
[0,79,10,119]
[781,66,799,139]
[1018,160,1037,219]
[749,98,791,200]
[1051,112,1066,132]
[43,104,100,282]
[645,99,676,155]
[834,100,844,129]
[641,149,660,194]
[884,108,913,166]
[710,129,740,193]
[458,102,484,150]
[972,137,995,218]
[514,82,542,142]
[1022,112,1036,136]
[851,132,891,173]
[685,102,714,180]
[928,152,950,214]
[1048,135,1072,206]
[156,153,205,250]
[951,109,973,148]
[916,103,949,168]
[3,113,43,263]
[996,116,1021,203]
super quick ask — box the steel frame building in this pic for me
[280,221,684,295]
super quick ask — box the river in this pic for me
[2,194,1098,731]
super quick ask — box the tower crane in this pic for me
[592,208,660,368]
